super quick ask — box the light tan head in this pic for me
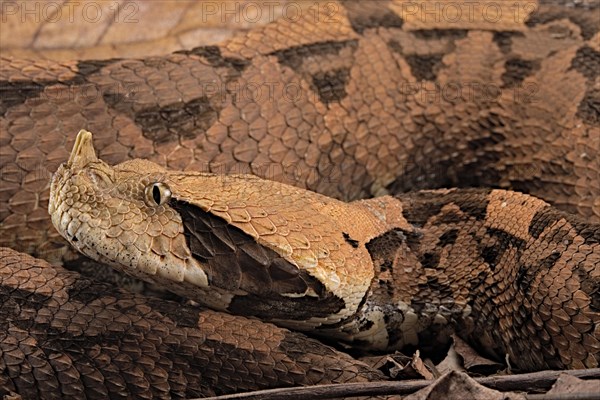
[49,130,380,328]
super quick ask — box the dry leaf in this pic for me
[436,341,466,375]
[359,352,411,371]
[386,350,436,380]
[360,351,436,380]
[410,351,435,380]
[547,373,600,395]
[451,335,503,375]
[404,371,526,400]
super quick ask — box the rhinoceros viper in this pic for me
[1,0,600,396]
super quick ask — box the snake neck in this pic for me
[320,189,599,371]
[337,231,478,351]
[312,192,480,353]
[318,223,479,355]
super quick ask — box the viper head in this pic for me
[49,130,378,328]
[48,130,213,303]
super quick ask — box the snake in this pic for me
[49,127,600,374]
[1,0,600,396]
[0,246,384,398]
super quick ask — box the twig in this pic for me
[477,368,599,392]
[196,368,600,400]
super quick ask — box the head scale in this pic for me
[49,130,377,330]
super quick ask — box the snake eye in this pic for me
[144,182,171,206]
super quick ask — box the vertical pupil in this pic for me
[152,185,161,204]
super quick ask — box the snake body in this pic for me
[1,0,600,395]
[0,247,383,399]
[1,1,599,263]
[49,130,600,372]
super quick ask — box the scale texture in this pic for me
[1,0,599,264]
[0,247,383,399]
[1,0,599,396]
[48,130,600,373]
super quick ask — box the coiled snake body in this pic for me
[49,129,599,372]
[1,1,600,395]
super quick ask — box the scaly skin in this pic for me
[2,1,599,264]
[1,3,599,394]
[0,247,384,399]
[49,130,600,372]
